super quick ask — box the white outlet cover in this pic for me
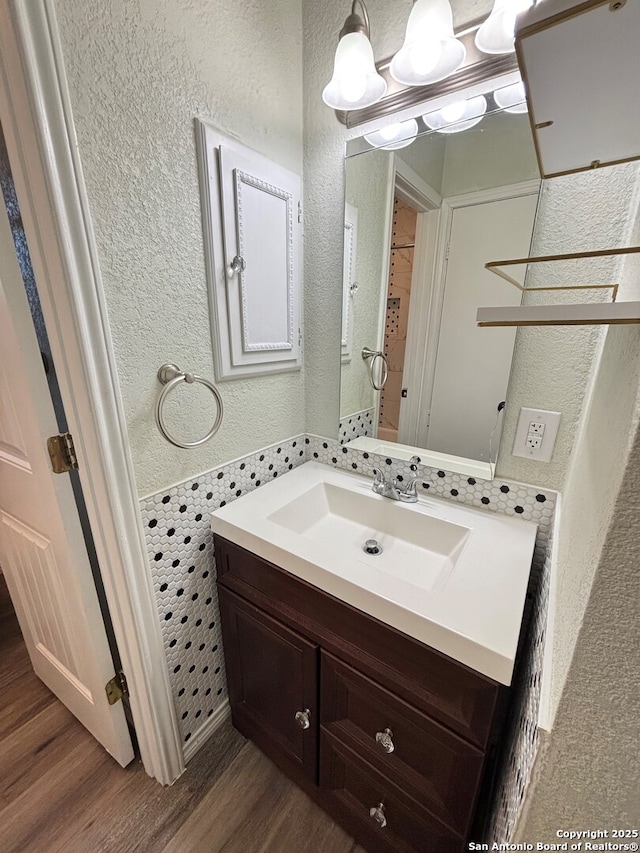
[513,407,561,462]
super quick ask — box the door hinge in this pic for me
[47,432,79,474]
[105,670,128,705]
[298,201,302,224]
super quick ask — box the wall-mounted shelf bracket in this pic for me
[477,245,640,327]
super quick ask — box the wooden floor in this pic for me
[0,575,362,853]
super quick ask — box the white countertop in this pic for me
[211,462,538,685]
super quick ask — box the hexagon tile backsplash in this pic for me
[140,432,556,841]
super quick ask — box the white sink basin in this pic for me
[268,482,470,593]
[211,462,538,684]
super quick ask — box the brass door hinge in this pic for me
[47,432,78,473]
[105,670,128,705]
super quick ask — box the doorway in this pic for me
[0,123,134,766]
[378,196,418,443]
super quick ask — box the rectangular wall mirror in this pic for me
[340,107,541,479]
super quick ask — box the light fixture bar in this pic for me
[337,20,518,127]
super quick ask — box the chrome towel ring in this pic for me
[362,347,389,391]
[155,363,224,449]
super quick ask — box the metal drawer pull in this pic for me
[294,708,311,730]
[375,727,395,753]
[369,802,387,828]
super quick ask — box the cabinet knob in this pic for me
[375,727,395,753]
[369,802,387,828]
[294,708,311,730]
[228,255,246,277]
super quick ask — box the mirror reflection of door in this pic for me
[378,197,417,443]
[424,190,539,461]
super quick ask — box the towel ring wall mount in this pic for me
[362,347,389,391]
[155,363,224,449]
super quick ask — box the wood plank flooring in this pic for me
[0,574,363,853]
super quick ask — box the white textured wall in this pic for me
[340,152,389,417]
[54,0,303,496]
[539,172,640,718]
[520,402,640,831]
[497,163,640,490]
[512,172,640,831]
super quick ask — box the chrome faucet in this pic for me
[371,459,420,503]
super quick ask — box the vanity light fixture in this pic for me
[493,78,528,113]
[363,118,419,150]
[388,0,465,87]
[423,95,487,133]
[322,0,387,111]
[475,0,535,55]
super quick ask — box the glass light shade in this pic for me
[364,119,419,150]
[322,31,387,110]
[494,80,528,113]
[475,0,533,55]
[423,95,487,133]
[389,0,465,86]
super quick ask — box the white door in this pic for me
[426,191,538,461]
[0,201,134,767]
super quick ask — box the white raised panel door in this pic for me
[0,202,134,767]
[427,191,538,461]
[196,121,302,380]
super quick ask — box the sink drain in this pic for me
[363,538,383,555]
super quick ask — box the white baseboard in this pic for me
[182,700,231,764]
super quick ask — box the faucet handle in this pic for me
[408,455,421,472]
[371,467,385,484]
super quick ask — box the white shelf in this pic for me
[476,301,640,327]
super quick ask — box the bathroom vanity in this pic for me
[211,463,537,852]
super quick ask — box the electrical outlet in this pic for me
[513,407,561,462]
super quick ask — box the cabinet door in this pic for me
[195,121,302,381]
[218,587,318,782]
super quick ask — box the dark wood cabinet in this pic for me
[215,535,507,852]
[218,587,319,784]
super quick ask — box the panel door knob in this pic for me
[375,727,395,753]
[369,802,387,828]
[294,708,311,730]
[228,255,246,276]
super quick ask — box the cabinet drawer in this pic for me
[215,536,502,748]
[320,731,465,853]
[321,652,484,833]
[218,587,318,783]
